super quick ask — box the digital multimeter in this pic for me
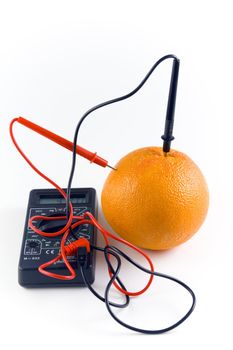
[18,188,97,287]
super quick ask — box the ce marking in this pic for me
[46,249,55,255]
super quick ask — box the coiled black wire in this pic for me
[80,245,130,308]
[66,54,196,333]
[80,244,196,334]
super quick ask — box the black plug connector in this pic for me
[77,246,89,268]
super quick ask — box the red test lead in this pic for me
[15,116,116,170]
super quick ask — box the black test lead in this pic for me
[64,54,196,333]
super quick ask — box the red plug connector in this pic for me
[38,237,90,280]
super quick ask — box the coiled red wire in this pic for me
[10,118,154,296]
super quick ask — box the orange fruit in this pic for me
[101,147,209,250]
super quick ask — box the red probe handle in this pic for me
[16,117,108,168]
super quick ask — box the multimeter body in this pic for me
[18,188,97,287]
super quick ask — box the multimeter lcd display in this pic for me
[39,194,87,204]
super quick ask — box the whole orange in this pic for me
[101,147,209,250]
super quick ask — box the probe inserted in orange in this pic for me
[15,117,116,170]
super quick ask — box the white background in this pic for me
[0,0,232,349]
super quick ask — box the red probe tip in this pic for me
[107,164,117,170]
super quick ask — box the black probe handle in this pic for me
[161,58,180,153]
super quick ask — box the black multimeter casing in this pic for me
[18,188,97,287]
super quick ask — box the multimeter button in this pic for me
[28,241,39,248]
